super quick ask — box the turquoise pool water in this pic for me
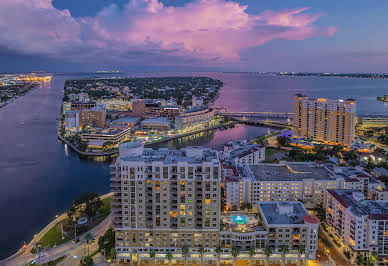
[232,215,247,224]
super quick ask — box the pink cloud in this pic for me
[0,0,337,66]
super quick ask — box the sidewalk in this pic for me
[0,192,113,265]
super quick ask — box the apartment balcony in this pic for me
[112,194,122,200]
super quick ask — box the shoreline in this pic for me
[1,192,113,263]
[0,84,39,109]
[58,121,238,157]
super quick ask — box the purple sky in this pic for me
[1,0,387,72]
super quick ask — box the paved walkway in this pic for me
[0,192,113,265]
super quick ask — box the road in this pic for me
[1,214,112,266]
[318,228,351,266]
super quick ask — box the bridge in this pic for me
[215,108,294,127]
[216,109,294,119]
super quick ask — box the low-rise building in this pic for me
[222,140,265,165]
[81,127,131,146]
[257,201,319,260]
[110,117,141,129]
[326,189,388,264]
[140,117,171,131]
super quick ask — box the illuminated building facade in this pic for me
[293,95,356,146]
[326,190,388,264]
[111,143,221,263]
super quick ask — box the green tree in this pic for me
[166,251,173,266]
[83,232,95,256]
[297,245,305,266]
[280,245,289,266]
[199,246,205,266]
[314,202,326,221]
[264,246,272,266]
[149,249,156,266]
[231,247,240,266]
[215,246,222,266]
[109,247,116,261]
[277,136,290,147]
[248,248,256,266]
[182,245,189,266]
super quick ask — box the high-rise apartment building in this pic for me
[111,142,221,263]
[326,190,388,264]
[293,94,356,146]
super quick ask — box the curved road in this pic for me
[1,214,112,266]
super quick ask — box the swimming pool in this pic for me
[232,215,247,224]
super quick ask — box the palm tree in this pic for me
[215,246,222,266]
[297,245,305,266]
[182,245,189,266]
[149,249,156,266]
[166,251,173,266]
[366,252,378,266]
[280,245,289,266]
[264,246,272,266]
[248,248,256,266]
[199,247,205,266]
[83,233,95,256]
[231,247,240,266]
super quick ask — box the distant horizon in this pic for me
[2,1,388,72]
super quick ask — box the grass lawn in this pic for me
[38,222,71,248]
[37,196,111,249]
[96,197,111,223]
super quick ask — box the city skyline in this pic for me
[1,0,388,72]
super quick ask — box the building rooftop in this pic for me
[328,189,388,219]
[111,117,141,124]
[258,201,313,225]
[141,117,171,125]
[118,143,219,165]
[244,162,334,181]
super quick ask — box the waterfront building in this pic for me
[81,127,131,146]
[140,117,171,131]
[293,94,356,146]
[131,99,182,118]
[64,110,79,132]
[78,104,106,129]
[174,107,215,131]
[221,140,265,166]
[326,189,388,264]
[111,143,221,264]
[357,116,388,130]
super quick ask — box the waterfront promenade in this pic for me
[0,193,113,265]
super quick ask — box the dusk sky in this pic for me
[1,0,387,72]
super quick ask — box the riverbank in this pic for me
[1,192,113,265]
[0,84,39,109]
[58,121,238,158]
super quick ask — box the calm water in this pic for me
[1,73,387,259]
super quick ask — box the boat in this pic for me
[377,95,388,102]
[19,122,24,126]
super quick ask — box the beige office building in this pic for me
[111,143,221,263]
[293,95,356,146]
